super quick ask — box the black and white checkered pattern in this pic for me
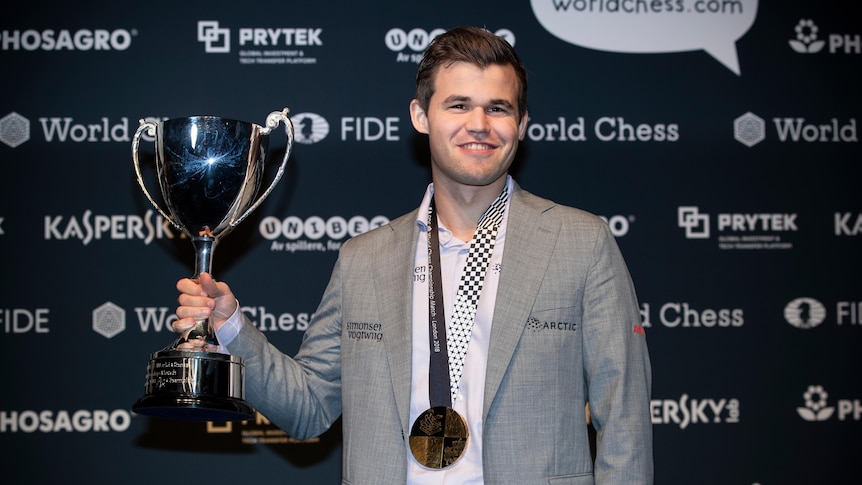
[447,186,508,401]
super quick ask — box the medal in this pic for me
[409,406,469,469]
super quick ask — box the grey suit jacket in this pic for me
[228,184,653,484]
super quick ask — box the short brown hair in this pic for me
[415,26,528,120]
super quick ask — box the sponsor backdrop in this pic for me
[1,0,859,483]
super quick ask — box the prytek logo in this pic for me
[198,20,322,65]
[198,20,230,53]
[0,28,134,51]
[0,112,30,148]
[784,297,827,329]
[677,206,797,250]
[651,394,740,430]
[789,19,862,55]
[735,111,858,146]
[292,113,329,145]
[385,27,515,63]
[797,385,862,422]
[678,206,710,239]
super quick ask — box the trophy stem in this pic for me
[184,235,219,346]
[191,235,216,279]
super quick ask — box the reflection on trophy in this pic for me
[131,109,294,421]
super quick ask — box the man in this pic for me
[174,26,653,484]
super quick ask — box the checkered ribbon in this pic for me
[445,186,508,401]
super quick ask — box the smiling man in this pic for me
[175,26,653,484]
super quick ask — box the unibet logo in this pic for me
[784,297,827,329]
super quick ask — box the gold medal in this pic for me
[409,406,469,469]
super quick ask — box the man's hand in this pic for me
[173,272,237,350]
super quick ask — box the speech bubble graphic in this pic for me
[531,0,758,75]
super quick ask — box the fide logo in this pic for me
[783,297,827,329]
[291,112,329,145]
[797,385,835,422]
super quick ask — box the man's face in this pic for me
[410,62,528,190]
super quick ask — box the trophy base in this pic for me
[132,350,255,422]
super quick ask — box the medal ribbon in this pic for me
[426,185,508,406]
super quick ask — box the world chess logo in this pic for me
[0,112,30,148]
[198,21,230,53]
[92,302,126,339]
[734,112,766,147]
[677,206,710,239]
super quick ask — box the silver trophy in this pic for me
[131,109,294,421]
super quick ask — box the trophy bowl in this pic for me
[130,108,294,421]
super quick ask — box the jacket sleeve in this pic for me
[226,251,346,440]
[580,221,654,484]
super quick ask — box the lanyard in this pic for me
[427,198,452,408]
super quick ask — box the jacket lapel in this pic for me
[374,211,420,431]
[483,186,560,417]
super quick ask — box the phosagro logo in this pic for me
[0,112,30,148]
[789,19,825,53]
[797,385,834,421]
[0,409,132,433]
[789,19,862,55]
[784,297,827,329]
[0,28,134,51]
[292,113,329,145]
[797,385,862,422]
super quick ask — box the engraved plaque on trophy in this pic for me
[130,109,294,421]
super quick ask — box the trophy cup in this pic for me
[130,109,294,421]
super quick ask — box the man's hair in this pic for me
[415,26,528,120]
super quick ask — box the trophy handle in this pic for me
[132,119,178,228]
[230,108,295,228]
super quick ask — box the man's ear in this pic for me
[410,99,429,134]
